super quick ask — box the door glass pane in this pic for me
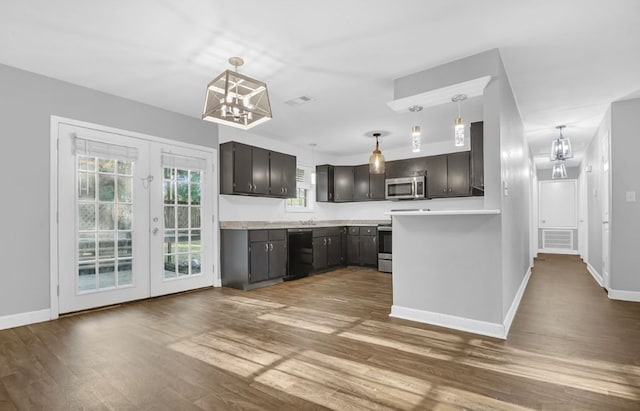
[163,167,203,279]
[77,156,135,293]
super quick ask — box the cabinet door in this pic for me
[281,153,297,198]
[353,164,370,201]
[270,152,296,198]
[333,166,354,202]
[360,235,378,266]
[312,237,328,271]
[447,151,470,196]
[340,227,347,265]
[268,240,287,279]
[369,172,385,200]
[233,143,254,194]
[252,147,270,195]
[269,151,284,196]
[249,241,270,283]
[327,236,341,266]
[346,235,360,265]
[425,155,448,198]
[315,165,332,202]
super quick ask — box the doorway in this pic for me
[52,118,217,315]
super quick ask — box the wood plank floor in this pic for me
[1,254,640,410]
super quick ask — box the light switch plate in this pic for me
[626,191,637,202]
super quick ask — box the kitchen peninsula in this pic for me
[386,208,525,339]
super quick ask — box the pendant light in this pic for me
[369,133,385,174]
[309,143,317,185]
[551,163,567,179]
[409,105,423,153]
[452,94,467,147]
[550,125,573,161]
[202,57,272,130]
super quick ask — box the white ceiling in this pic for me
[2,1,639,169]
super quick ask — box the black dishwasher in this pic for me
[286,229,313,280]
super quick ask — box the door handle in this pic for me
[152,228,159,235]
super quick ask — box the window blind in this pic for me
[161,153,208,171]
[74,136,139,161]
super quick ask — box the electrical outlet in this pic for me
[626,191,637,202]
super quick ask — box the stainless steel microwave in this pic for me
[385,176,427,200]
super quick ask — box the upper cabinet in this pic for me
[353,165,385,201]
[316,165,354,202]
[426,152,470,198]
[269,151,297,197]
[220,141,296,199]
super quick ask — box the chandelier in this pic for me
[202,57,272,130]
[550,125,573,161]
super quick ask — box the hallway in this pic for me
[0,256,639,410]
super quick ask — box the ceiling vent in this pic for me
[285,95,314,106]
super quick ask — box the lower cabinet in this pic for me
[312,227,342,272]
[346,226,377,267]
[221,229,287,290]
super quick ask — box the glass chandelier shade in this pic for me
[454,116,465,147]
[550,125,573,161]
[409,105,423,153]
[551,163,567,179]
[202,57,272,130]
[411,125,421,153]
[452,94,467,147]
[369,134,385,174]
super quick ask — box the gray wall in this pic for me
[0,63,218,317]
[610,98,640,291]
[496,56,531,318]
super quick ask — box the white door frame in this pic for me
[50,116,220,320]
[578,170,589,261]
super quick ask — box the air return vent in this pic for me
[285,95,313,106]
[542,229,573,250]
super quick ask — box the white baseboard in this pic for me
[503,266,532,337]
[538,248,579,255]
[608,289,640,302]
[0,309,51,331]
[586,262,604,287]
[390,305,507,340]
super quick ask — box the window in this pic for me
[286,166,314,212]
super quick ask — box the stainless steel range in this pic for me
[377,224,392,273]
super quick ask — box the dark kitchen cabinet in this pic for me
[312,227,342,272]
[270,151,296,198]
[220,141,296,198]
[316,165,354,202]
[353,165,385,201]
[426,152,470,198]
[220,229,287,290]
[346,226,377,267]
[470,121,484,195]
[249,230,286,283]
[385,157,428,179]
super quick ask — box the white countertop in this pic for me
[385,209,501,216]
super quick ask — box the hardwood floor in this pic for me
[1,254,639,410]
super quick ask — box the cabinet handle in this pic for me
[328,237,331,245]
[329,192,332,199]
[281,187,284,194]
[443,188,447,192]
[249,182,253,191]
[265,243,269,252]
[449,187,453,192]
[323,238,327,246]
[253,184,257,192]
[285,187,288,194]
[270,243,274,251]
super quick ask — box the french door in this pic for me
[57,122,215,314]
